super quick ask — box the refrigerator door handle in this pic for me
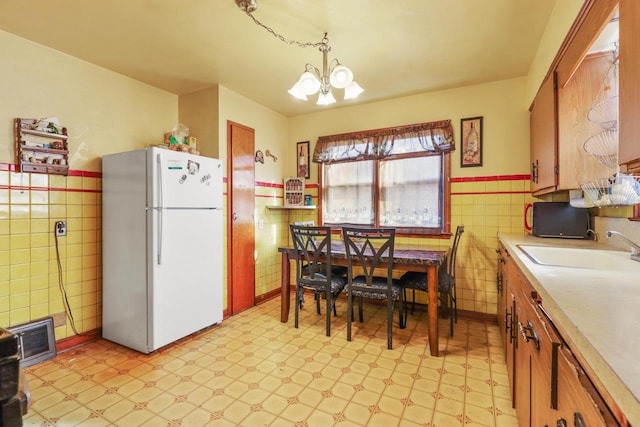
[157,153,164,208]
[157,208,163,265]
[156,152,164,265]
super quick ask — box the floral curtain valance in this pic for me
[313,119,455,164]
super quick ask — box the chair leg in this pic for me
[332,291,339,316]
[398,294,406,329]
[387,299,393,350]
[326,291,331,337]
[358,296,364,323]
[453,286,458,323]
[294,286,300,329]
[411,288,416,315]
[449,293,454,337]
[346,292,353,342]
[315,292,321,315]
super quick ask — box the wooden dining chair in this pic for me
[399,225,464,337]
[290,225,347,337]
[342,227,405,350]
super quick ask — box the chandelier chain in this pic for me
[243,10,325,49]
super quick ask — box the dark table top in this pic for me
[279,241,447,267]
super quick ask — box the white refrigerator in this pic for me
[102,147,223,353]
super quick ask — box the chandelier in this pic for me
[235,0,364,106]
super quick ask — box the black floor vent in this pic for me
[9,317,56,367]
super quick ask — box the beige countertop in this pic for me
[498,233,640,425]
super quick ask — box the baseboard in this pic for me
[288,288,499,324]
[56,328,101,353]
[458,309,498,324]
[255,288,282,305]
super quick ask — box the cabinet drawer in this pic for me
[46,165,69,175]
[21,163,47,173]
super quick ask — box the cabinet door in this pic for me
[504,256,518,407]
[558,53,617,190]
[521,291,563,426]
[619,0,640,171]
[554,345,614,426]
[496,244,507,345]
[530,73,558,194]
[514,295,531,427]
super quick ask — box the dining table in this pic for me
[278,241,448,357]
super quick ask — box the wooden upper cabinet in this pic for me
[530,73,558,194]
[558,52,617,190]
[619,0,640,171]
[529,0,619,196]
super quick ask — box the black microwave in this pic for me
[532,202,590,239]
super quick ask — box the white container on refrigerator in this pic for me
[102,147,223,353]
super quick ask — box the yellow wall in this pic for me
[526,0,585,105]
[217,87,291,300]
[0,29,177,340]
[0,30,178,170]
[179,86,220,159]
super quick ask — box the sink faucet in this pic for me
[605,230,640,262]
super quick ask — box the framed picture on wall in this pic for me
[297,141,310,179]
[460,116,483,167]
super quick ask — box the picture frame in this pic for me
[460,116,483,167]
[297,141,310,179]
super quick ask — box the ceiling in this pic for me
[0,0,558,117]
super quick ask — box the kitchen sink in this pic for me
[517,244,640,271]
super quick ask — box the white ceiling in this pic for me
[0,0,558,117]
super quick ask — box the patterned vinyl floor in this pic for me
[22,296,517,426]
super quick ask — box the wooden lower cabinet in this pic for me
[553,345,618,426]
[503,256,617,426]
[496,244,508,350]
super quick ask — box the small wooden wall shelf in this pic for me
[15,118,69,176]
[284,177,305,206]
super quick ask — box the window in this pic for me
[315,120,454,236]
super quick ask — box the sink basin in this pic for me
[517,245,640,270]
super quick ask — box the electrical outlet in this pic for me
[55,221,67,236]
[51,312,67,327]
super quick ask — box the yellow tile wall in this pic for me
[0,167,101,340]
[2,169,533,343]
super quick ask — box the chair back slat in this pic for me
[290,225,332,284]
[447,225,465,274]
[343,227,395,293]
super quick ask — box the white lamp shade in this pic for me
[344,80,364,100]
[317,91,336,105]
[298,71,321,95]
[329,64,354,89]
[288,82,308,100]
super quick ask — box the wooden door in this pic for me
[227,121,255,315]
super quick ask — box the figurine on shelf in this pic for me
[35,117,63,134]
